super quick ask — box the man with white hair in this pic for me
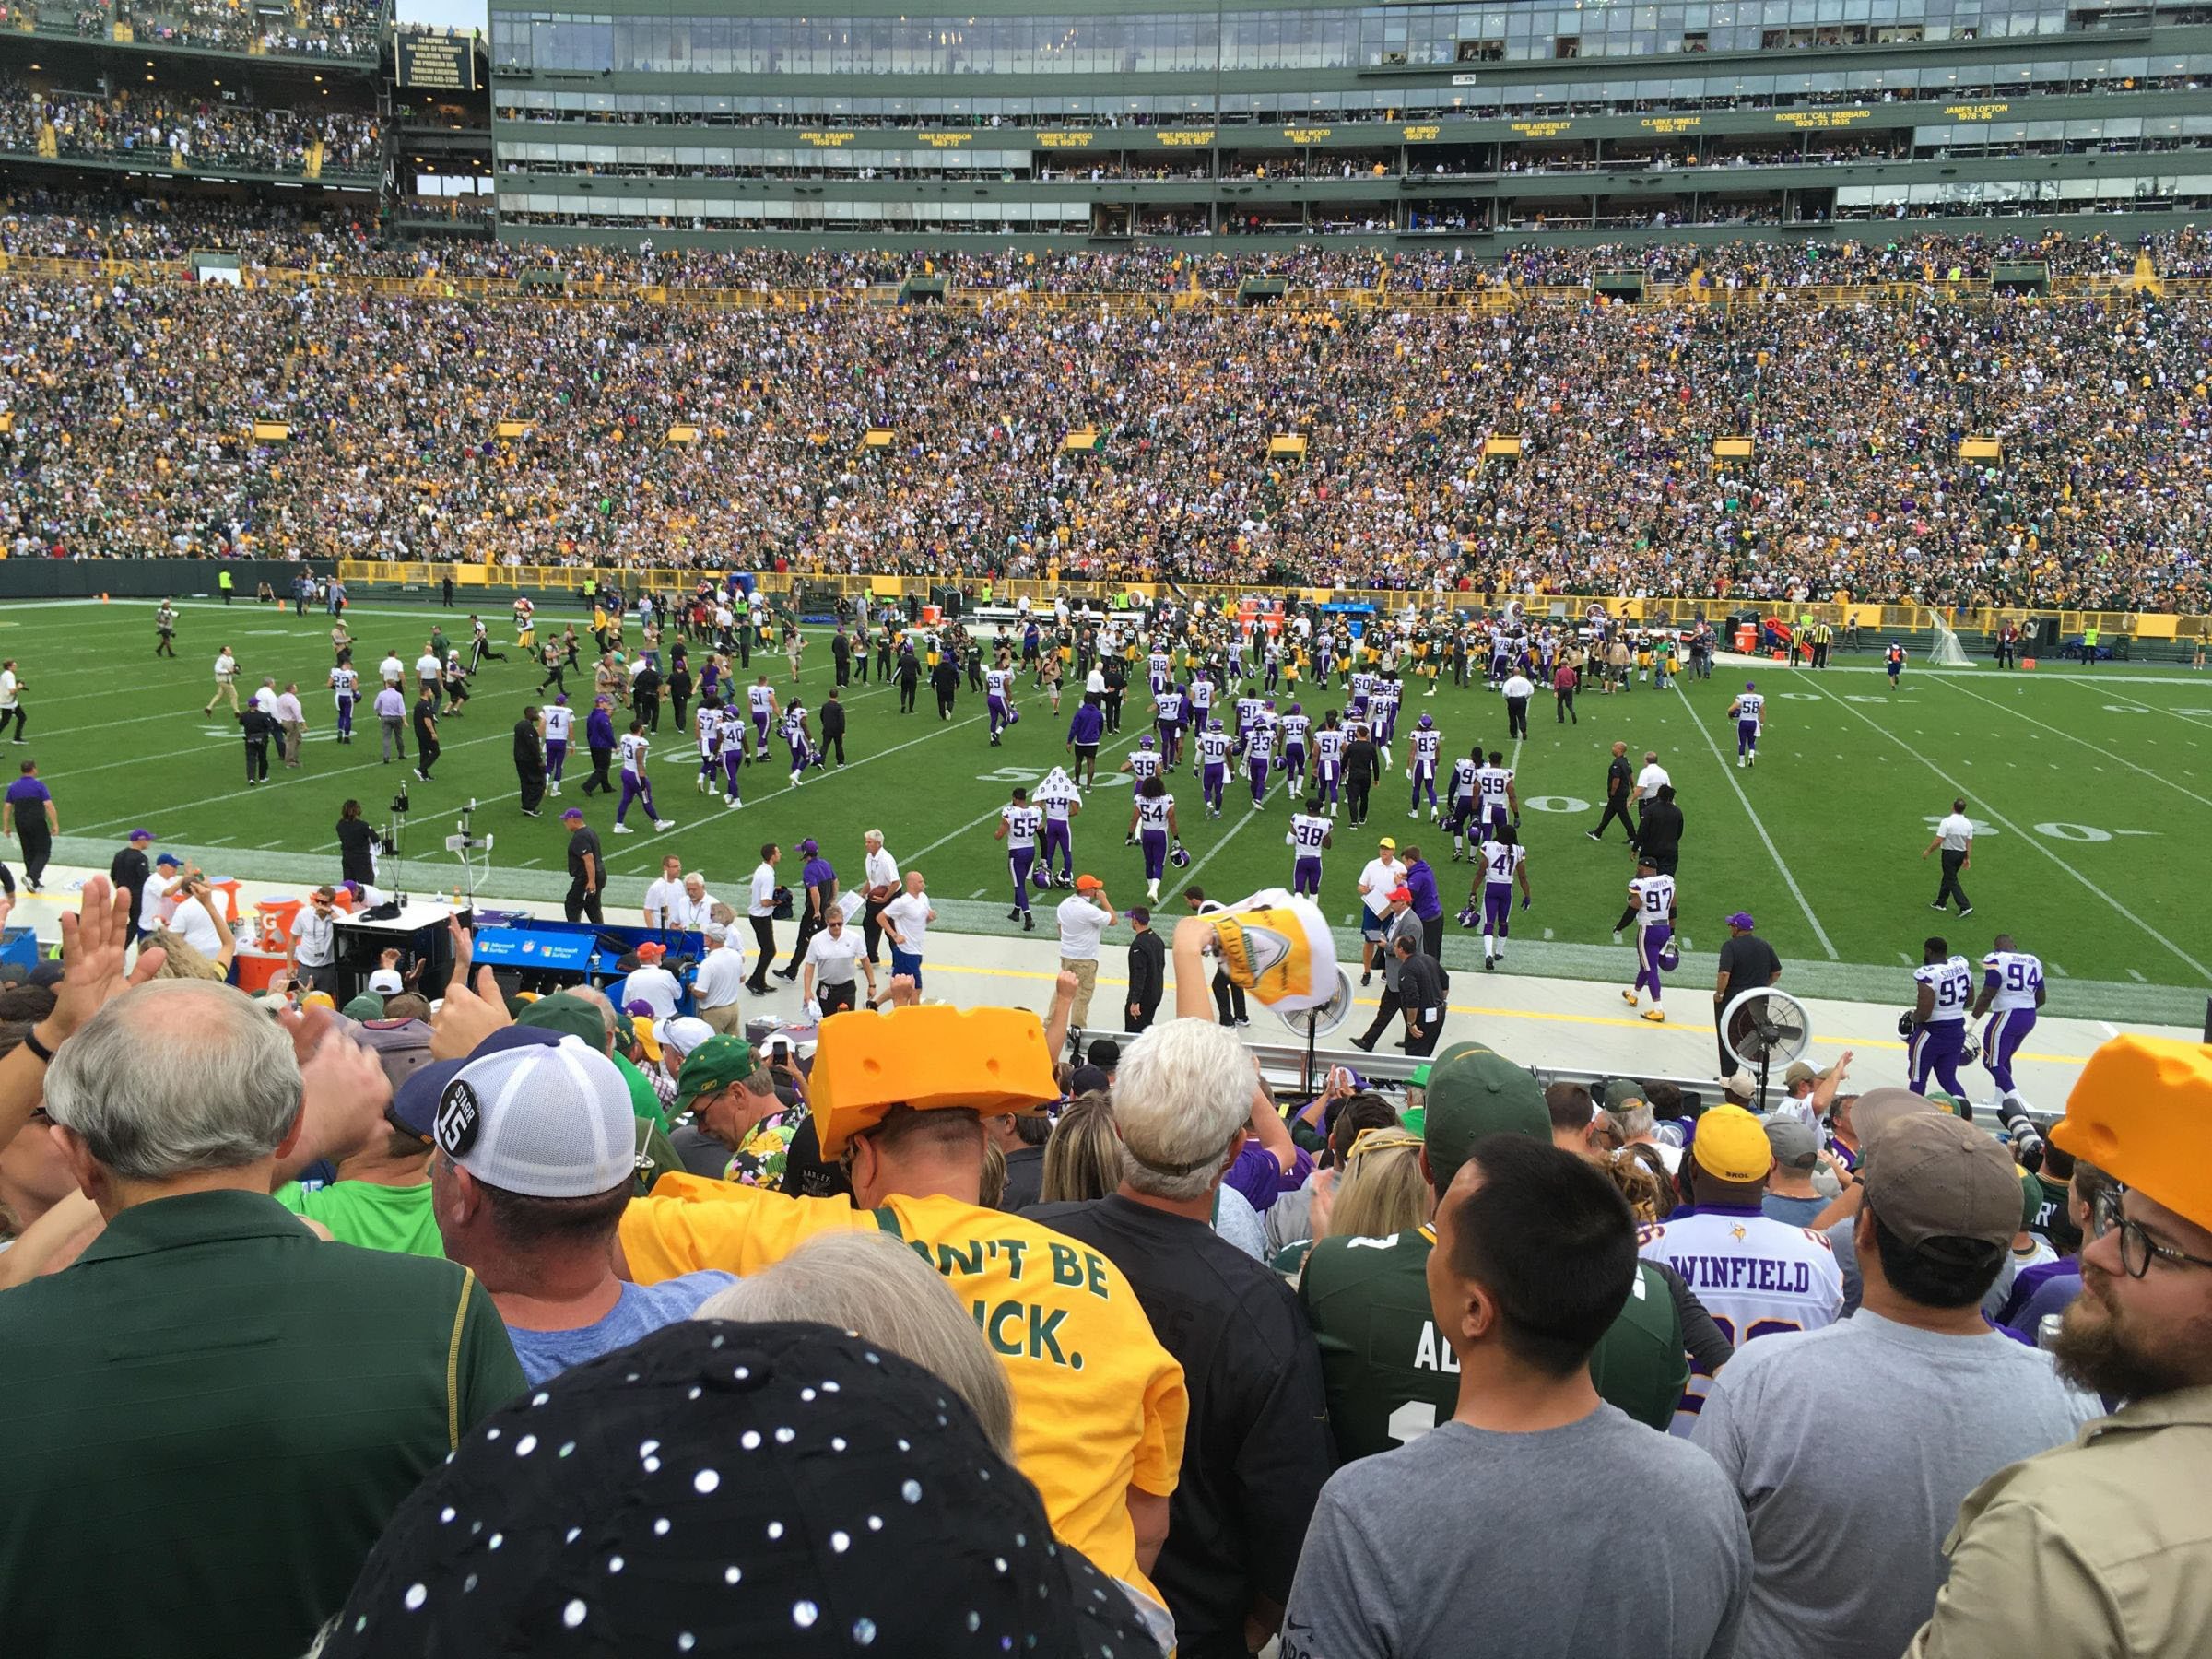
[858,829,900,965]
[0,974,526,1659]
[1029,1003,1333,1659]
[688,925,749,1037]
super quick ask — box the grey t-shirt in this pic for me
[1689,1310,2100,1659]
[1284,1406,1748,1659]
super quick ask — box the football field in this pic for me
[10,597,2210,1025]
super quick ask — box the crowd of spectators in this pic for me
[99,0,383,59]
[2,213,2207,608]
[0,84,382,175]
[1,879,2207,1659]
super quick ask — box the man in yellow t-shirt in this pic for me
[616,1005,1187,1608]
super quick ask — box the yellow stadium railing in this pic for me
[332,563,2208,642]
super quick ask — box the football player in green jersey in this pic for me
[1296,1042,1690,1459]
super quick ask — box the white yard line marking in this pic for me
[1179,787,1276,892]
[1936,677,2212,811]
[1668,684,1838,959]
[1800,676,2212,984]
[2065,677,2212,734]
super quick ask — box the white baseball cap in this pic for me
[368,968,405,994]
[432,1033,638,1198]
[659,1016,717,1065]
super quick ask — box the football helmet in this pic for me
[1169,842,1191,868]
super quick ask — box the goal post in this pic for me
[1924,607,1972,667]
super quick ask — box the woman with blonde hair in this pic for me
[1322,1127,1428,1241]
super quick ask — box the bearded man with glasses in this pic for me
[1908,1034,2212,1659]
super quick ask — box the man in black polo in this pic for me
[1589,741,1635,844]
[562,806,605,924]
[1712,910,1783,1077]
[1028,1013,1332,1659]
[1638,782,1685,877]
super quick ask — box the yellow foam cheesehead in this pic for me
[810,1005,1061,1159]
[2054,1035,2212,1232]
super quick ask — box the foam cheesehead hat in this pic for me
[810,1005,1060,1159]
[1197,888,1343,1015]
[1421,1041,1548,1186]
[2054,1034,2212,1231]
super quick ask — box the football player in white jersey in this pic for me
[1727,680,1766,769]
[1639,1104,1844,1434]
[1406,712,1442,820]
[613,722,675,834]
[993,785,1043,930]
[1906,935,1976,1103]
[1312,712,1347,817]
[1473,749,1519,836]
[1971,932,2049,1148]
[1620,856,1677,1023]
[328,660,359,746]
[1125,776,1182,903]
[1122,732,1164,786]
[694,695,724,792]
[540,693,574,795]
[1467,826,1531,971]
[1286,797,1332,897]
[714,699,748,806]
[782,699,818,785]
[747,677,780,761]
[1444,748,1482,860]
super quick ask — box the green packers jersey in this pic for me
[1298,1225,1688,1462]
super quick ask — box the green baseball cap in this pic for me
[512,991,609,1053]
[1421,1045,1549,1186]
[673,1036,759,1117]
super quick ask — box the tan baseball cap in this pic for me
[1861,1114,2022,1250]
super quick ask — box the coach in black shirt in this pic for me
[110,830,154,939]
[1637,782,1685,877]
[1589,740,1635,844]
[561,807,605,924]
[1712,910,1783,1077]
[1124,905,1166,1031]
[513,706,547,818]
[818,690,848,765]
[1028,1024,1331,1659]
[930,654,959,719]
[1342,727,1380,828]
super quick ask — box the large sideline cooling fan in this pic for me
[1719,985,1814,1106]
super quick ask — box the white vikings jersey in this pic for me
[748,684,777,717]
[1915,955,1975,1023]
[1288,813,1330,853]
[1281,713,1310,749]
[696,704,721,756]
[986,668,1013,700]
[781,707,809,745]
[1982,949,2045,1012]
[330,666,359,704]
[1246,723,1276,762]
[1733,691,1766,724]
[1198,731,1232,768]
[1450,758,1479,801]
[716,708,747,751]
[1479,840,1524,887]
[618,733,650,772]
[1629,874,1677,929]
[1129,748,1163,782]
[1038,783,1078,823]
[542,704,574,743]
[1158,690,1185,724]
[1001,804,1041,848]
[1315,728,1346,767]
[1236,697,1261,731]
[1191,679,1215,712]
[1476,764,1513,812]
[1135,794,1173,834]
[1412,729,1441,770]
[1640,1213,1842,1434]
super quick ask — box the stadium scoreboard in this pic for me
[396,33,479,92]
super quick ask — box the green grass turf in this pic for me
[11,597,2211,1021]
